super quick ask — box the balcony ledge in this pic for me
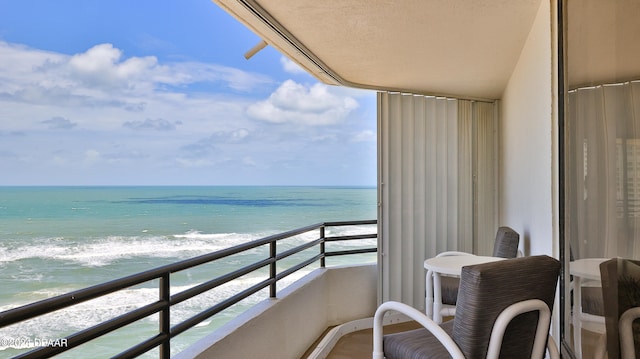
[176,263,378,359]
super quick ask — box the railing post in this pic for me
[159,274,170,359]
[320,226,326,268]
[270,240,277,298]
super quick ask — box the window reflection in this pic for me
[565,1,640,358]
[567,82,640,259]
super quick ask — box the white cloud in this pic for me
[41,117,77,130]
[52,155,67,165]
[280,57,306,75]
[246,80,358,126]
[311,134,338,142]
[0,42,66,95]
[0,41,273,141]
[67,43,272,93]
[351,130,376,142]
[68,43,167,91]
[180,129,251,159]
[175,157,216,168]
[84,149,101,164]
[123,118,181,131]
[229,128,250,142]
[242,156,257,166]
[0,41,270,114]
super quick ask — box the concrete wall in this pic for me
[499,0,558,258]
[176,264,377,359]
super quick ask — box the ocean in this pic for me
[0,186,377,358]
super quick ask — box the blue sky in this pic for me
[0,0,377,186]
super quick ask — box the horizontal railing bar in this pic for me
[170,257,273,305]
[114,333,169,359]
[256,222,323,244]
[275,238,323,261]
[161,239,268,273]
[0,279,154,328]
[324,233,377,241]
[323,220,377,226]
[15,300,167,359]
[171,278,275,337]
[0,245,266,327]
[325,248,377,257]
[161,222,324,278]
[275,254,323,281]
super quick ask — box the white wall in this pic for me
[177,264,377,359]
[499,0,558,258]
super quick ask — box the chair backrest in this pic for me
[600,258,640,359]
[492,226,520,258]
[452,255,560,358]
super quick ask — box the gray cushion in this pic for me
[581,286,604,316]
[385,256,559,359]
[383,320,455,359]
[441,276,460,305]
[440,226,520,306]
[452,255,559,358]
[600,258,640,359]
[491,226,520,258]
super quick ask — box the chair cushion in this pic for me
[452,255,560,358]
[581,286,604,316]
[492,226,520,258]
[439,227,520,307]
[600,258,640,359]
[383,320,455,359]
[441,276,460,305]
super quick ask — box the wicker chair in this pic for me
[376,255,560,359]
[428,226,520,322]
[600,258,640,359]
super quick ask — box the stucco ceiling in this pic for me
[214,0,542,100]
[567,0,640,89]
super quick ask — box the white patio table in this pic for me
[570,257,608,359]
[424,254,506,323]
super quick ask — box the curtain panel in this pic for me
[567,81,640,260]
[377,92,498,307]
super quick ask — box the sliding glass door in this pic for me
[563,1,640,357]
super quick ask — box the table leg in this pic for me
[433,272,443,323]
[425,269,433,318]
[572,277,583,359]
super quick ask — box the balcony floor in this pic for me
[303,321,423,359]
[307,321,606,359]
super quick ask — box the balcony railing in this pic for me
[0,220,377,359]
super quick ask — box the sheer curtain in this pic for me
[566,81,640,260]
[377,92,498,307]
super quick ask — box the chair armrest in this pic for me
[547,335,560,359]
[486,299,551,359]
[373,301,465,359]
[619,306,640,359]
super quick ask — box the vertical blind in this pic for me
[377,92,498,308]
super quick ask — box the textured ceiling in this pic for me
[215,0,543,100]
[567,0,640,89]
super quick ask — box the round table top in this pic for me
[423,255,506,276]
[569,258,609,280]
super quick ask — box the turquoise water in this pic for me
[0,186,377,358]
